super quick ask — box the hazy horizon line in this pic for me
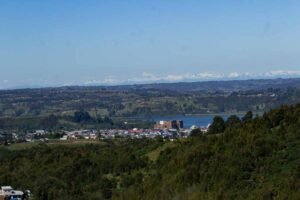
[1,75,300,91]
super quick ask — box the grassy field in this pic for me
[147,141,177,161]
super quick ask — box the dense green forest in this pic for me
[1,103,300,199]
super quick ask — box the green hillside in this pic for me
[1,104,300,199]
[119,104,300,200]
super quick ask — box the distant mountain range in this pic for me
[104,78,300,92]
[2,77,300,93]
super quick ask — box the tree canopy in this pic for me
[1,104,300,199]
[208,116,226,134]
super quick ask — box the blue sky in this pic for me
[1,0,300,88]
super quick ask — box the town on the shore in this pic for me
[0,120,210,144]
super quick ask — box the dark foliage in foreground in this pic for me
[119,104,300,200]
[0,139,162,200]
[1,104,300,199]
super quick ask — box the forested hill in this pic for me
[1,103,300,199]
[0,78,300,120]
[120,103,300,199]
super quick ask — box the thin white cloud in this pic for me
[127,72,224,83]
[79,69,300,86]
[165,74,185,81]
[228,72,240,78]
[83,76,120,85]
[84,79,119,85]
[192,72,224,79]
[264,70,300,77]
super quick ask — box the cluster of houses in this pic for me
[0,130,47,144]
[61,128,183,140]
[101,128,179,139]
[60,120,209,140]
[61,130,98,140]
[0,120,210,144]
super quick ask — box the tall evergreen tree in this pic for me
[225,115,241,128]
[208,116,226,134]
[242,111,253,122]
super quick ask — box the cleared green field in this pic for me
[147,141,177,161]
